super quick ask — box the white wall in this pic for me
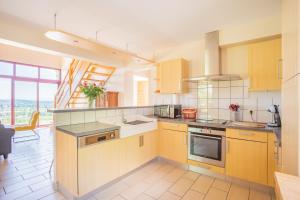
[0,43,62,69]
[281,0,300,175]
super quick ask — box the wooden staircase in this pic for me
[55,59,115,108]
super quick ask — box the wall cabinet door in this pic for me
[226,138,268,185]
[78,139,120,196]
[158,59,189,94]
[159,129,187,163]
[248,38,282,91]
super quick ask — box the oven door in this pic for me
[188,132,225,167]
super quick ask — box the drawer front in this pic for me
[158,122,187,132]
[226,128,268,142]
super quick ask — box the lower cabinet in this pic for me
[158,123,188,163]
[119,130,158,175]
[78,139,120,196]
[225,128,278,186]
[226,138,268,185]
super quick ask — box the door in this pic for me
[248,38,282,91]
[78,139,120,195]
[159,129,187,163]
[226,138,268,185]
[141,130,158,164]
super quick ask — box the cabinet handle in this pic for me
[139,136,142,147]
[183,134,187,145]
[226,140,230,154]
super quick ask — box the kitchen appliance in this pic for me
[267,105,281,127]
[188,124,226,167]
[184,31,241,82]
[182,108,197,119]
[78,129,120,147]
[154,105,182,118]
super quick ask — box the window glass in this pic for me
[40,68,60,80]
[39,83,57,125]
[0,78,11,124]
[0,62,13,76]
[16,64,38,78]
[14,81,37,125]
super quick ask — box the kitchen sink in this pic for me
[124,120,151,125]
[229,121,266,128]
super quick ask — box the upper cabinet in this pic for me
[248,37,282,91]
[156,58,189,94]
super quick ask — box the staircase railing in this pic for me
[55,59,90,108]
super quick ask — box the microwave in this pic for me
[154,105,182,119]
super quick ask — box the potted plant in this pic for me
[229,103,240,121]
[80,81,105,108]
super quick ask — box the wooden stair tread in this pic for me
[85,71,110,76]
[82,78,105,82]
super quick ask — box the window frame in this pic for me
[0,60,61,126]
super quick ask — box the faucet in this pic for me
[121,110,127,123]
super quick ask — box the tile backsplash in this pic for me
[53,107,154,126]
[180,80,281,123]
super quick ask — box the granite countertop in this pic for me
[56,122,120,137]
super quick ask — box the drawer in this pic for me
[226,128,268,142]
[158,122,187,132]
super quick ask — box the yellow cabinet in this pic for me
[119,130,158,175]
[248,37,282,91]
[78,139,120,196]
[158,122,188,163]
[226,137,268,185]
[156,58,189,94]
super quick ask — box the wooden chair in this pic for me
[13,111,40,142]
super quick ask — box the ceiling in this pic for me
[0,0,280,58]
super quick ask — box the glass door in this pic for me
[190,133,222,161]
[0,78,12,124]
[14,81,37,125]
[39,83,58,125]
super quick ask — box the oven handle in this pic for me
[189,133,222,140]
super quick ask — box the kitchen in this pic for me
[50,29,284,199]
[0,0,299,200]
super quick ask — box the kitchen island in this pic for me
[52,107,158,199]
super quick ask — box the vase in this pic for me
[230,111,241,121]
[88,99,95,108]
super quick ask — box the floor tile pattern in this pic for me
[0,128,273,200]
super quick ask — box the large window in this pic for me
[0,60,60,126]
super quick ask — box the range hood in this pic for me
[185,31,241,82]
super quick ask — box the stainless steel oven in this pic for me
[188,125,226,167]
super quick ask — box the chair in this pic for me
[13,111,40,142]
[0,124,15,159]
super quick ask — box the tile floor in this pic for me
[0,128,274,200]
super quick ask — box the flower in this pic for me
[229,104,240,112]
[80,82,105,104]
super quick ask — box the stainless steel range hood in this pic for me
[185,31,241,82]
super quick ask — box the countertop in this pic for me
[275,172,300,200]
[56,122,120,137]
[153,116,281,143]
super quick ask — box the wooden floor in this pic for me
[0,128,274,200]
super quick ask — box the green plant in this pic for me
[80,81,105,106]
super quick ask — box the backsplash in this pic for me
[53,107,154,126]
[155,80,281,123]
